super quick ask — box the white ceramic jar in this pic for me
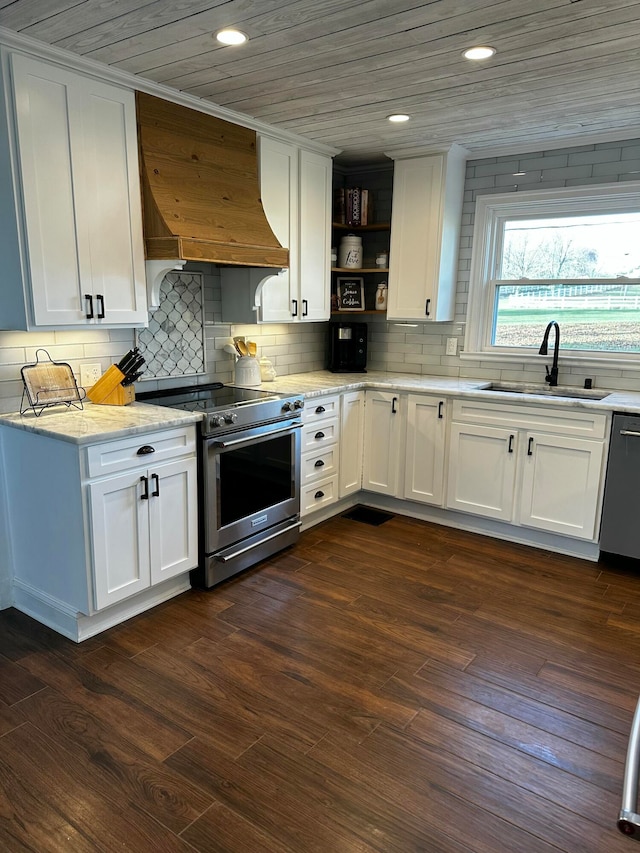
[338,234,363,268]
[375,282,388,311]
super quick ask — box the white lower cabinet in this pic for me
[404,394,447,506]
[2,423,198,640]
[362,390,404,496]
[89,454,198,610]
[446,400,607,541]
[339,390,364,497]
[300,395,340,516]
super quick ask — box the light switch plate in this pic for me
[446,337,458,356]
[80,363,102,388]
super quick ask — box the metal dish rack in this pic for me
[20,349,85,416]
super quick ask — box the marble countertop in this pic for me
[245,370,640,413]
[0,401,201,445]
[4,371,640,445]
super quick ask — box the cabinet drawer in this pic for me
[302,395,340,423]
[451,399,607,439]
[301,446,338,485]
[301,419,338,451]
[86,426,196,478]
[301,476,338,515]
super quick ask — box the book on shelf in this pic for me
[333,188,346,224]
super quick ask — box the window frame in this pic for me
[464,181,640,366]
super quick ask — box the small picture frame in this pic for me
[336,276,365,311]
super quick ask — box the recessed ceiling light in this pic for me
[463,46,496,60]
[215,29,247,45]
[387,114,410,123]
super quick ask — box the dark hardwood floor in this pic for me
[1,511,639,851]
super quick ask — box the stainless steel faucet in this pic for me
[538,321,560,386]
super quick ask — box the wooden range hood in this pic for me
[136,92,288,271]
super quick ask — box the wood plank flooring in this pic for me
[1,511,640,851]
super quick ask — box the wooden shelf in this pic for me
[332,222,391,231]
[331,310,386,315]
[332,267,388,273]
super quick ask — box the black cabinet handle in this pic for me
[314,490,324,500]
[302,299,308,317]
[136,445,156,455]
[315,431,325,440]
[85,294,94,319]
[96,294,105,319]
[508,434,514,453]
[527,437,534,456]
[140,475,149,500]
[425,299,431,317]
[314,459,325,468]
[292,298,298,317]
[315,406,326,414]
[438,401,444,419]
[151,473,160,497]
[392,396,398,414]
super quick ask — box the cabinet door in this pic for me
[519,432,604,540]
[404,394,447,506]
[299,149,332,321]
[149,457,198,585]
[362,391,403,496]
[446,423,517,521]
[10,54,146,328]
[387,152,464,322]
[89,471,150,610]
[340,390,364,497]
[258,136,298,322]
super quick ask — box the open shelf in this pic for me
[332,222,391,231]
[331,310,386,316]
[332,267,388,273]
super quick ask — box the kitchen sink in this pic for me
[480,381,610,401]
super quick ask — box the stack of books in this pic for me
[333,187,373,226]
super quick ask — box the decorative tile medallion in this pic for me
[136,271,205,379]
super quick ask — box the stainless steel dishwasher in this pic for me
[600,413,640,560]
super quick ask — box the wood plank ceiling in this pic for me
[1,0,640,162]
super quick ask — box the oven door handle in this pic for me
[211,422,302,449]
[216,521,302,563]
[619,694,640,837]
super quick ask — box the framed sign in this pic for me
[336,276,365,311]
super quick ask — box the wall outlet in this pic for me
[80,363,102,388]
[446,337,458,356]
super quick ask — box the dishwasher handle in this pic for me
[618,694,640,838]
[620,430,640,438]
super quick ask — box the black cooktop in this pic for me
[136,382,280,413]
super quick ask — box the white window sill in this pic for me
[459,349,640,373]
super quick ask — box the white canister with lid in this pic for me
[338,234,363,269]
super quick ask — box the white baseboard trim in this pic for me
[302,491,600,562]
[12,575,191,642]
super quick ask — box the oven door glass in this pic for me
[204,422,301,553]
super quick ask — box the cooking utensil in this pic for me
[223,344,238,356]
[236,340,249,357]
[247,341,257,357]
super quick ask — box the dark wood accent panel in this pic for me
[1,514,639,851]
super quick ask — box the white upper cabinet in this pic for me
[386,148,466,322]
[1,51,146,329]
[244,138,331,323]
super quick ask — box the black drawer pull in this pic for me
[391,396,398,414]
[140,475,149,500]
[291,298,298,317]
[314,459,325,468]
[314,490,324,499]
[438,401,444,419]
[302,299,308,317]
[151,473,160,497]
[508,434,514,453]
[136,445,156,455]
[315,406,326,414]
[315,431,325,439]
[527,437,534,456]
[96,293,105,319]
[425,298,431,317]
[85,293,94,319]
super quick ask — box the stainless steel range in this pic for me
[137,383,304,587]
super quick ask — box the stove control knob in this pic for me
[223,412,238,424]
[210,414,225,428]
[293,399,304,410]
[282,401,293,412]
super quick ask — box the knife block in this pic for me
[87,365,135,406]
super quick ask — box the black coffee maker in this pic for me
[328,322,367,372]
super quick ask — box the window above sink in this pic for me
[464,182,640,369]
